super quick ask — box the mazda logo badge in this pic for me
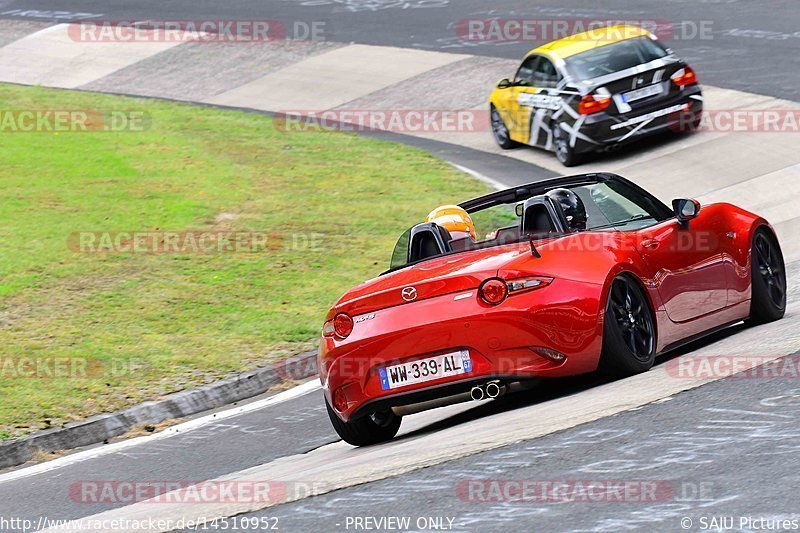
[401,287,417,302]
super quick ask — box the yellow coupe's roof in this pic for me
[528,24,652,60]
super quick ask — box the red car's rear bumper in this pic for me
[319,278,605,422]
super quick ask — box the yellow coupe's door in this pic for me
[490,81,518,141]
[514,55,564,146]
[505,55,539,142]
[492,55,567,146]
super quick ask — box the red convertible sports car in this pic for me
[320,173,786,445]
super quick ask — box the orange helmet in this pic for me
[425,205,477,241]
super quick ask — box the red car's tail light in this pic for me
[479,278,508,305]
[507,276,553,294]
[480,276,552,305]
[333,313,354,338]
[323,313,354,339]
[671,66,697,87]
[578,94,611,115]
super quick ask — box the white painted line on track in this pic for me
[449,162,505,191]
[0,379,321,485]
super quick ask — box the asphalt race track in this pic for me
[2,0,800,532]
[2,0,800,99]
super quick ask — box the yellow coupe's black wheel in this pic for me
[490,106,517,149]
[553,125,583,167]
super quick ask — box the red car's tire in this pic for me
[325,399,401,446]
[598,275,656,377]
[747,228,786,325]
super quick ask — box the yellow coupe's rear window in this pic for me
[566,37,668,80]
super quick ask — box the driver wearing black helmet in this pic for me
[546,188,588,231]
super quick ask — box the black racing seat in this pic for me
[519,195,566,236]
[525,205,555,233]
[408,223,452,263]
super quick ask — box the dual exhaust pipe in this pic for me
[470,380,505,401]
[391,379,535,416]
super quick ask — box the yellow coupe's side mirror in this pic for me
[497,78,512,89]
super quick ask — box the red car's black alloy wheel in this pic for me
[609,277,655,362]
[754,232,786,309]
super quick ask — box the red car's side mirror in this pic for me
[672,198,701,228]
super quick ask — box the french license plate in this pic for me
[379,350,472,390]
[622,83,663,103]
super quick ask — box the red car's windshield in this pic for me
[388,179,670,272]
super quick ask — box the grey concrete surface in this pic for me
[84,40,346,102]
[0,18,47,47]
